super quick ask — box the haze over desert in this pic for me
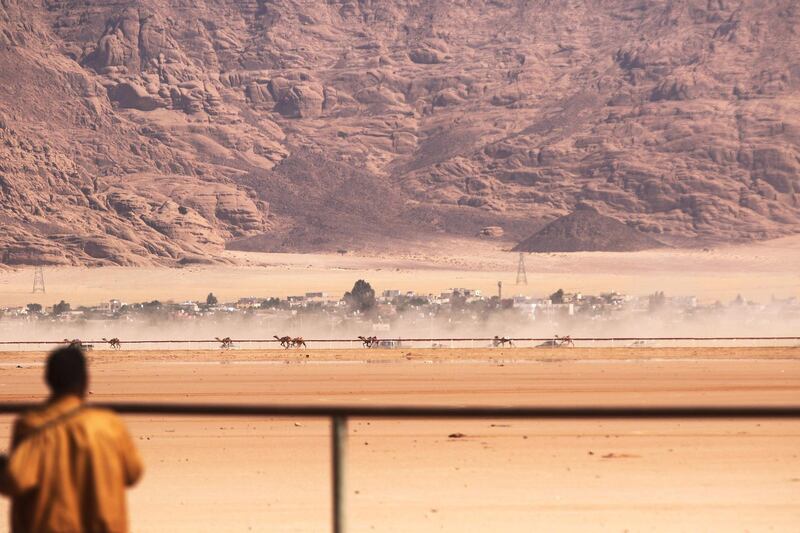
[2,235,800,307]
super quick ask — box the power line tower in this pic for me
[516,252,528,285]
[32,266,45,294]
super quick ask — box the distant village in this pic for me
[1,280,798,338]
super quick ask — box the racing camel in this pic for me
[215,337,234,349]
[492,336,513,348]
[63,338,83,348]
[274,335,292,349]
[358,336,379,348]
[291,337,307,349]
[102,338,121,350]
[555,335,575,347]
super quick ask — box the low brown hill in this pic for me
[513,206,666,253]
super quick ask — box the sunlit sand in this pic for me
[1,348,799,532]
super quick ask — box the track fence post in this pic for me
[332,415,348,533]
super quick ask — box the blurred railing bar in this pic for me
[2,403,800,418]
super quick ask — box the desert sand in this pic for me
[1,347,799,532]
[2,235,800,307]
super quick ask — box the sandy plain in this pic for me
[1,235,800,307]
[0,347,799,532]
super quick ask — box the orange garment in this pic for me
[0,395,143,533]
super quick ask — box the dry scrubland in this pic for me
[1,347,799,532]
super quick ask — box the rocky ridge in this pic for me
[1,0,799,264]
[513,205,666,253]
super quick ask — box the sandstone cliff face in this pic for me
[1,0,799,264]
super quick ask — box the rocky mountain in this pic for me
[1,0,799,265]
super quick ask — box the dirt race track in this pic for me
[1,347,799,532]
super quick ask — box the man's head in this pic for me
[45,346,88,397]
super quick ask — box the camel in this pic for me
[358,336,379,348]
[554,335,575,348]
[274,335,292,349]
[215,337,234,349]
[291,337,307,349]
[102,338,121,350]
[63,338,82,348]
[492,336,513,348]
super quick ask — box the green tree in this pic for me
[344,280,376,312]
[261,297,281,309]
[53,300,71,315]
[26,303,43,314]
[450,290,467,312]
[549,289,564,304]
[206,293,218,306]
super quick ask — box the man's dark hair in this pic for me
[45,346,88,396]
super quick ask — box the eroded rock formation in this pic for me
[1,0,799,263]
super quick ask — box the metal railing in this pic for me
[2,402,800,532]
[0,335,798,348]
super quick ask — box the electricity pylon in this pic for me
[32,266,45,293]
[516,252,527,285]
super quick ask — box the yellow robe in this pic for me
[0,395,143,533]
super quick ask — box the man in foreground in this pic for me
[0,346,143,532]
